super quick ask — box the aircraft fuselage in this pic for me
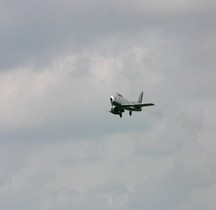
[109,92,154,117]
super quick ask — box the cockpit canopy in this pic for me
[115,93,123,97]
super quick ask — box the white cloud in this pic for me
[0,42,161,139]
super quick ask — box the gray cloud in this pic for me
[1,0,215,69]
[0,0,216,209]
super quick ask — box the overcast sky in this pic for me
[0,0,216,209]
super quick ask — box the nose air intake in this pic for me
[110,96,114,102]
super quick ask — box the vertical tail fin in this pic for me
[138,92,143,103]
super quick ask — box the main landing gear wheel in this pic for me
[119,113,122,118]
[129,111,132,116]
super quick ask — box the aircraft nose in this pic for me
[110,96,114,102]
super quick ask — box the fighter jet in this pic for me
[110,92,154,118]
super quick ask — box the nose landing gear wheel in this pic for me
[129,111,132,116]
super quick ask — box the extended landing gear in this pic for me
[119,113,122,118]
[129,111,132,116]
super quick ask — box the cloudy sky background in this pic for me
[0,0,216,209]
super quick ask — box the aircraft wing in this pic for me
[120,103,154,108]
[136,103,155,107]
[121,103,154,107]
